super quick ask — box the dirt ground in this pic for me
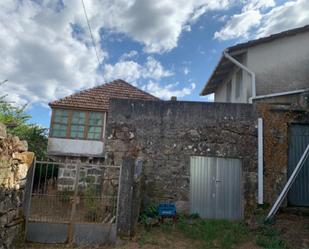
[273,211,309,249]
[18,229,211,249]
[17,211,309,249]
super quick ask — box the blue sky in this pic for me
[1,0,309,128]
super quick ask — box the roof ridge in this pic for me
[49,79,159,110]
[112,79,160,100]
[50,79,121,104]
[227,24,309,53]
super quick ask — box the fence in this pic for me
[26,159,121,244]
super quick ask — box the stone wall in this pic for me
[105,100,258,218]
[256,103,309,205]
[0,123,34,249]
[57,162,103,191]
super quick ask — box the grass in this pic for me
[138,231,162,247]
[137,211,290,249]
[252,205,290,249]
[175,215,250,249]
[255,225,289,249]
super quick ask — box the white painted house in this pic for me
[200,25,309,103]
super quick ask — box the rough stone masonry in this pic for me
[0,123,34,249]
[105,100,258,218]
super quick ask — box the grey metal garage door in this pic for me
[288,124,309,206]
[190,156,243,220]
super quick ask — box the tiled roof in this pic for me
[49,79,159,111]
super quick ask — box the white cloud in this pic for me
[190,0,231,22]
[94,0,233,53]
[103,56,173,83]
[0,0,215,104]
[142,81,196,99]
[214,0,309,41]
[214,10,262,40]
[183,67,190,75]
[0,0,103,106]
[103,61,142,83]
[143,57,173,79]
[119,50,138,60]
[183,25,192,32]
[0,0,233,107]
[256,0,309,38]
[242,0,275,11]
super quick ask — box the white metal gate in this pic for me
[190,156,243,220]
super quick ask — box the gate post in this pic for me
[68,160,81,243]
[116,157,142,238]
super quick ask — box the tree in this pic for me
[0,81,48,158]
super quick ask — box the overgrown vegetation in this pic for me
[255,224,289,249]
[139,203,159,227]
[138,215,290,249]
[80,176,102,221]
[0,80,48,158]
[176,216,249,249]
[137,204,290,249]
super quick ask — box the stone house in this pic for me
[46,79,158,190]
[200,25,309,104]
[46,79,261,222]
[103,26,309,225]
[105,100,259,221]
[42,26,309,226]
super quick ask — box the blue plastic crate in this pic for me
[158,203,176,217]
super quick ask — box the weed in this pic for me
[189,212,200,219]
[57,190,72,203]
[176,217,250,249]
[255,224,289,249]
[139,203,159,227]
[138,231,161,247]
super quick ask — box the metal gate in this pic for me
[288,124,309,206]
[190,156,243,220]
[25,160,121,245]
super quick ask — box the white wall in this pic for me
[214,63,249,103]
[47,137,104,156]
[214,31,309,103]
[247,31,309,96]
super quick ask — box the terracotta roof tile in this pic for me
[49,79,159,111]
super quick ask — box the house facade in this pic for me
[201,25,309,104]
[200,25,309,210]
[41,27,309,226]
[47,79,158,159]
